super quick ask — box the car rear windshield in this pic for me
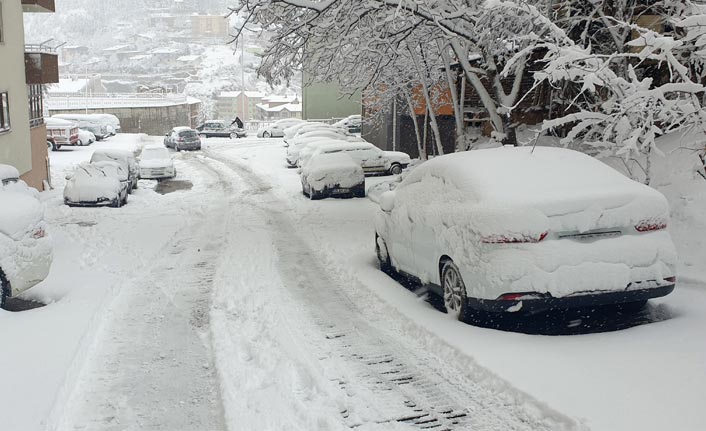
[142,148,169,160]
[179,130,198,138]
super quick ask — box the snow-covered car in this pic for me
[286,130,364,167]
[90,148,139,191]
[374,146,678,320]
[52,115,110,140]
[64,162,129,208]
[78,129,96,146]
[334,114,362,134]
[46,117,80,151]
[0,164,39,198]
[164,127,201,151]
[139,145,176,179]
[301,153,365,199]
[302,141,411,175]
[0,190,52,308]
[283,121,328,141]
[196,120,247,138]
[257,118,305,138]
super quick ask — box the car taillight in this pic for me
[635,221,667,232]
[481,231,548,244]
[498,292,546,301]
[32,227,46,239]
[664,276,677,283]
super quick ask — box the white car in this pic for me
[375,146,677,320]
[0,190,52,308]
[139,145,176,179]
[78,129,96,146]
[301,153,365,199]
[333,114,362,134]
[64,162,129,208]
[286,131,364,167]
[283,122,327,141]
[303,141,411,175]
[90,149,139,191]
[257,118,305,138]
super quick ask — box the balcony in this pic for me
[21,0,56,13]
[25,45,59,85]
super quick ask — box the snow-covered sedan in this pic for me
[164,127,202,151]
[0,190,52,308]
[78,129,96,146]
[333,114,362,134]
[302,141,411,175]
[375,147,677,320]
[139,145,176,179]
[90,149,139,191]
[286,130,364,167]
[257,118,305,138]
[64,162,129,208]
[301,153,365,199]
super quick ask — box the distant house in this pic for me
[256,96,303,120]
[216,91,265,121]
[191,14,229,39]
[59,45,89,64]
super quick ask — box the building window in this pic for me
[0,92,10,133]
[28,85,44,128]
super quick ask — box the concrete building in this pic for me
[191,14,229,39]
[302,72,361,121]
[215,90,264,121]
[0,0,59,190]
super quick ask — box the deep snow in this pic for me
[1,134,704,431]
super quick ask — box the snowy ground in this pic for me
[1,134,704,431]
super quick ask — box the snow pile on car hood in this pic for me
[302,153,364,190]
[64,163,121,203]
[0,191,43,240]
[0,164,20,182]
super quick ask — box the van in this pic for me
[46,117,80,151]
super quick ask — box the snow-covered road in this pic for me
[2,135,705,431]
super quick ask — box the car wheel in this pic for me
[1,270,9,310]
[263,131,271,138]
[441,260,470,321]
[199,133,207,139]
[354,185,366,198]
[122,193,128,206]
[375,234,393,274]
[389,163,403,175]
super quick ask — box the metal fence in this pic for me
[46,93,189,109]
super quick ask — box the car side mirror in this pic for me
[380,191,396,213]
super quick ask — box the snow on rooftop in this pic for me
[177,55,200,62]
[47,78,89,94]
[218,90,265,99]
[257,103,302,113]
[103,45,131,52]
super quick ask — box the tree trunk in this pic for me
[408,44,444,156]
[440,43,465,152]
[403,88,425,160]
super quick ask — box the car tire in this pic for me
[389,163,403,175]
[441,260,471,322]
[263,131,271,138]
[375,234,393,275]
[199,133,207,139]
[1,270,9,310]
[354,185,366,198]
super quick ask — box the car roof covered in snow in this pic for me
[91,148,135,162]
[0,164,20,181]
[308,152,360,168]
[315,141,375,154]
[404,146,661,206]
[45,117,77,127]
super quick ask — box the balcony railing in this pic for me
[25,45,59,85]
[21,0,55,13]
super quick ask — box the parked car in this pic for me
[334,114,362,134]
[139,145,176,179]
[196,120,247,138]
[283,121,327,141]
[90,149,139,191]
[164,127,201,151]
[301,153,365,199]
[374,146,678,321]
[1,164,38,197]
[64,162,129,208]
[78,129,96,146]
[53,113,120,136]
[0,190,52,308]
[286,130,364,167]
[303,141,411,175]
[46,117,80,151]
[257,118,305,138]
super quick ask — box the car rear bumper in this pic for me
[1,234,52,297]
[466,283,675,313]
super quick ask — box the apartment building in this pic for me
[0,0,59,190]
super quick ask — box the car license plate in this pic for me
[332,188,349,194]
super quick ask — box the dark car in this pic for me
[196,121,247,139]
[164,127,202,151]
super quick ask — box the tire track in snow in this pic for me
[202,149,583,431]
[53,159,231,431]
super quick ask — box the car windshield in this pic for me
[141,148,170,160]
[179,130,198,138]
